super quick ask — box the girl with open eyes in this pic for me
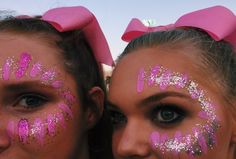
[0,6,113,159]
[108,6,236,159]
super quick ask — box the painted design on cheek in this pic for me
[30,62,42,78]
[56,112,66,129]
[15,52,32,79]
[139,65,221,157]
[18,119,29,144]
[31,118,45,145]
[58,103,73,118]
[61,90,76,104]
[2,58,14,80]
[47,114,57,136]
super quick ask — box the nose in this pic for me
[0,123,11,153]
[115,119,151,158]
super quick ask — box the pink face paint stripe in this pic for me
[159,70,172,90]
[15,52,32,79]
[7,121,15,140]
[175,74,188,89]
[33,118,45,145]
[61,91,76,104]
[148,65,160,86]
[58,103,73,118]
[41,69,56,81]
[137,68,145,93]
[30,62,42,77]
[198,111,209,119]
[18,119,29,144]
[150,131,160,149]
[198,133,208,154]
[51,80,63,89]
[57,112,66,129]
[47,114,56,136]
[2,58,13,80]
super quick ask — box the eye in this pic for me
[109,109,127,128]
[14,93,48,109]
[152,104,186,125]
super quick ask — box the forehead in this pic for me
[0,32,62,67]
[109,47,207,101]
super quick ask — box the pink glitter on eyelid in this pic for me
[15,52,32,79]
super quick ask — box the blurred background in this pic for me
[1,0,236,60]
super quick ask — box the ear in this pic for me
[85,86,104,130]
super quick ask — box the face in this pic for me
[108,47,235,159]
[0,33,91,159]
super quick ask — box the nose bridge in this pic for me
[117,118,151,157]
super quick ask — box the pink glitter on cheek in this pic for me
[32,118,45,145]
[58,103,73,118]
[47,114,56,136]
[15,52,32,79]
[18,119,29,144]
[56,112,66,129]
[30,62,42,78]
[2,58,14,80]
[61,90,76,104]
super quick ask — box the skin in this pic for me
[0,32,103,159]
[108,46,236,159]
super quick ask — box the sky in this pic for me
[1,0,236,60]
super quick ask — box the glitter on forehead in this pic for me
[140,64,221,157]
[41,69,57,82]
[15,52,32,79]
[30,62,42,78]
[2,58,14,80]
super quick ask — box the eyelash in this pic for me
[151,103,186,126]
[13,93,49,109]
[109,103,186,128]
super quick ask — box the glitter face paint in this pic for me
[2,58,14,80]
[137,65,220,157]
[1,52,76,145]
[18,119,29,144]
[15,52,32,79]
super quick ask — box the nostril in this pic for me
[0,132,11,153]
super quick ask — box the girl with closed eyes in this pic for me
[108,6,236,159]
[0,6,113,159]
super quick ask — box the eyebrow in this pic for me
[3,81,54,93]
[139,91,191,106]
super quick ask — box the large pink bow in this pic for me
[41,6,113,66]
[122,6,236,50]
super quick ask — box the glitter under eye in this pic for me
[139,64,221,157]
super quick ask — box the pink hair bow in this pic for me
[42,6,113,66]
[122,6,236,50]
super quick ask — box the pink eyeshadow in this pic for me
[30,62,42,78]
[2,58,13,80]
[18,119,29,144]
[15,52,32,79]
